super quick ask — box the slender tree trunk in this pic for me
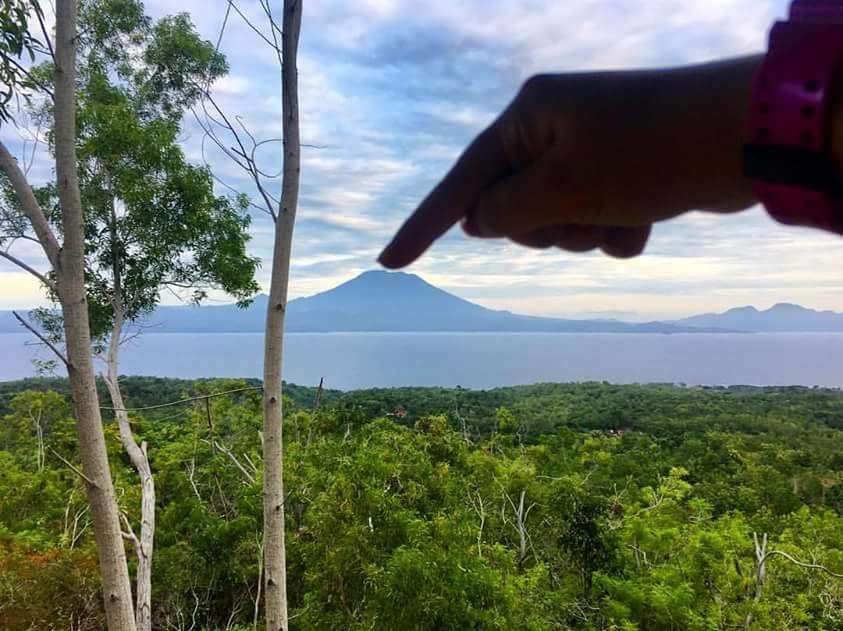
[105,306,155,631]
[263,2,302,629]
[33,410,45,471]
[54,2,136,629]
[515,490,528,571]
[745,532,767,630]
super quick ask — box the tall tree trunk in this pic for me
[105,305,155,631]
[745,532,767,630]
[54,1,136,629]
[263,1,302,629]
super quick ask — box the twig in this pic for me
[5,55,54,98]
[185,458,202,501]
[1,250,57,291]
[120,511,141,558]
[204,438,256,485]
[34,1,55,60]
[226,0,280,52]
[13,310,68,366]
[50,447,97,488]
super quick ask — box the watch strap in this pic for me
[744,0,843,230]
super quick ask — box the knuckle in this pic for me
[517,74,553,110]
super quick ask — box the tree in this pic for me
[2,4,259,629]
[2,4,258,630]
[0,1,136,628]
[2,389,68,471]
[262,3,302,628]
[193,2,303,627]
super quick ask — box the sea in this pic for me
[1,331,842,390]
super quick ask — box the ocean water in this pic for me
[1,331,842,390]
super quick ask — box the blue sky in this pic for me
[4,0,843,320]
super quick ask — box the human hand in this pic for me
[379,57,762,269]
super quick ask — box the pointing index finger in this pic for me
[378,123,511,269]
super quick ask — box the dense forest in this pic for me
[1,378,842,629]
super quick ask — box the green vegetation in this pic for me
[2,378,842,629]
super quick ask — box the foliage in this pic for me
[0,0,51,122]
[0,0,259,344]
[0,379,842,629]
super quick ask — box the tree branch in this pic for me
[34,1,56,61]
[49,447,97,488]
[4,55,54,98]
[12,310,69,367]
[764,550,843,578]
[207,438,256,485]
[0,249,57,291]
[226,0,280,53]
[0,141,61,270]
[119,512,140,556]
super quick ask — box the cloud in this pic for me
[212,75,251,96]
[6,0,835,321]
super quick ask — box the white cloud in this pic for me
[6,0,836,321]
[213,75,251,96]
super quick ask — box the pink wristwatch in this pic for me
[743,0,843,232]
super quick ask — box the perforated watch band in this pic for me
[743,0,843,231]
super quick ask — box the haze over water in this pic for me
[2,331,842,390]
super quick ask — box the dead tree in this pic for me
[745,532,843,629]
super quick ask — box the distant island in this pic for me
[2,270,842,334]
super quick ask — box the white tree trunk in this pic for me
[105,307,155,631]
[32,409,45,471]
[54,1,136,629]
[263,2,302,629]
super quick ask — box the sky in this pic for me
[3,0,843,320]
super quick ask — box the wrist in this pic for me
[667,56,762,214]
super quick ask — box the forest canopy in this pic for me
[1,378,842,629]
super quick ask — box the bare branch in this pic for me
[258,0,284,68]
[119,512,140,559]
[49,447,98,488]
[0,141,61,270]
[226,0,280,53]
[185,458,202,501]
[764,550,843,578]
[242,452,259,476]
[193,87,280,219]
[208,439,256,485]
[34,2,56,61]
[213,1,232,57]
[12,310,69,366]
[0,249,57,291]
[4,55,54,99]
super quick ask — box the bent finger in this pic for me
[379,125,512,268]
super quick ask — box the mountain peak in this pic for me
[725,306,760,315]
[352,269,425,284]
[676,301,843,332]
[768,302,804,312]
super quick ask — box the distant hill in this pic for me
[673,303,843,332]
[0,270,723,334]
